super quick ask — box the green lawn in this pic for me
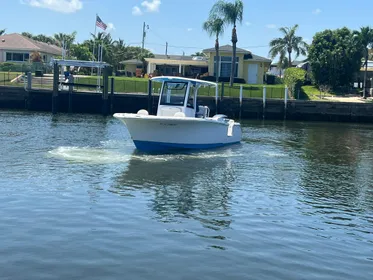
[0,72,22,84]
[0,73,286,99]
[301,85,337,101]
[75,76,286,99]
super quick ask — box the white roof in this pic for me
[150,76,217,87]
[51,59,110,68]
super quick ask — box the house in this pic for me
[120,45,271,84]
[120,54,208,78]
[146,54,209,78]
[202,45,272,84]
[0,33,62,63]
[269,60,303,77]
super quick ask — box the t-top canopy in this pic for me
[151,76,217,87]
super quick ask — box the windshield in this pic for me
[160,82,188,106]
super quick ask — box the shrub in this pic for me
[265,74,276,84]
[200,76,246,84]
[284,68,306,98]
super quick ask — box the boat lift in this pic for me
[50,58,112,115]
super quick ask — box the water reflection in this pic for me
[110,150,239,230]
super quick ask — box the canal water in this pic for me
[0,110,372,280]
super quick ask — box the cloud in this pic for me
[304,38,311,43]
[107,23,115,32]
[312,8,321,15]
[132,6,143,16]
[187,28,192,32]
[266,24,277,29]
[20,0,82,13]
[141,0,161,12]
[245,21,252,26]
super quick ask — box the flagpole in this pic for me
[91,13,98,76]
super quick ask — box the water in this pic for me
[0,110,372,280]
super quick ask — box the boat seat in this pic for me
[158,106,182,117]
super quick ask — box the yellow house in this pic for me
[119,45,271,84]
[202,44,272,84]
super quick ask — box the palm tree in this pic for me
[203,16,225,82]
[192,51,206,57]
[269,24,308,70]
[354,26,373,98]
[0,29,6,36]
[210,0,243,87]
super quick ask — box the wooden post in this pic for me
[239,85,243,119]
[52,62,59,114]
[284,87,288,119]
[68,74,74,113]
[215,83,219,115]
[27,72,32,90]
[110,77,114,114]
[102,67,109,116]
[147,79,152,114]
[263,86,266,119]
[25,72,32,110]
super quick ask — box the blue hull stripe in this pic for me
[133,140,240,152]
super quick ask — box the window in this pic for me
[5,52,30,62]
[160,82,188,106]
[214,56,239,78]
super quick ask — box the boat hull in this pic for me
[114,113,242,152]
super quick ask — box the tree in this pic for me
[269,24,308,69]
[354,26,373,98]
[0,29,6,36]
[84,32,113,63]
[283,68,306,98]
[54,32,77,58]
[192,52,206,57]
[369,49,373,60]
[203,16,225,82]
[308,27,363,90]
[30,51,42,63]
[71,44,92,61]
[21,32,33,38]
[210,0,243,87]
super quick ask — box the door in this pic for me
[247,64,258,84]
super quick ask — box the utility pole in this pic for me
[165,42,168,56]
[141,22,149,54]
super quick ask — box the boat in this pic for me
[113,76,242,152]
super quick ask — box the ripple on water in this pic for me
[1,113,373,280]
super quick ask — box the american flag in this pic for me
[96,15,107,30]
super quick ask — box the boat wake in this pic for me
[47,142,245,164]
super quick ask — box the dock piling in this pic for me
[52,62,59,114]
[101,67,109,116]
[239,85,243,119]
[263,86,266,119]
[284,87,288,119]
[147,79,152,114]
[110,77,114,114]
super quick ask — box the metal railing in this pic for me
[0,72,288,99]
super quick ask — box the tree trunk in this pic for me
[215,37,220,83]
[363,51,368,99]
[288,51,292,68]
[230,26,238,87]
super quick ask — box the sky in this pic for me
[1,0,372,61]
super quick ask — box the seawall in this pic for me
[1,86,373,122]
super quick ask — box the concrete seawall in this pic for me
[1,86,373,122]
